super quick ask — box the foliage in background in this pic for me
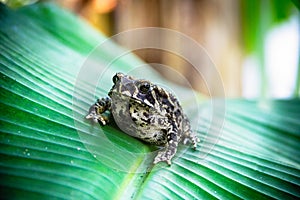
[241,0,299,97]
[241,0,296,54]
[0,0,38,8]
[0,2,300,200]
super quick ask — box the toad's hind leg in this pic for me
[181,116,200,149]
[86,97,111,125]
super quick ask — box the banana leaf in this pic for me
[0,3,300,200]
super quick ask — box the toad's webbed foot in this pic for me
[153,149,174,166]
[86,97,111,125]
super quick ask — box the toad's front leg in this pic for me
[153,127,179,166]
[86,97,111,125]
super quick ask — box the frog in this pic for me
[86,72,200,165]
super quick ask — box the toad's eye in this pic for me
[139,82,150,94]
[112,74,119,84]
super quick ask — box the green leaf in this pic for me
[1,2,300,200]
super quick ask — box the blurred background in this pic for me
[4,0,299,98]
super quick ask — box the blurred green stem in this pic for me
[294,50,300,97]
[258,0,272,100]
[1,0,38,8]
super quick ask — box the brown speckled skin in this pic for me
[86,73,199,165]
